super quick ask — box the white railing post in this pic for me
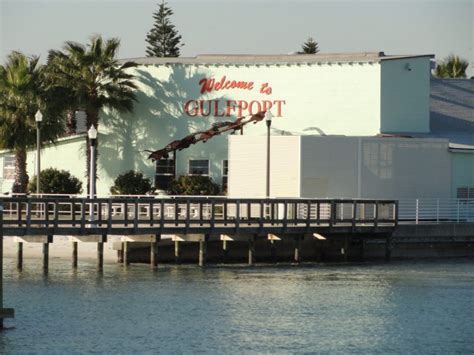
[415,199,419,225]
[457,199,460,223]
[436,199,439,224]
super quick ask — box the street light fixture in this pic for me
[265,110,273,198]
[88,125,98,230]
[88,125,98,199]
[35,110,43,194]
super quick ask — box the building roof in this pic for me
[120,52,434,65]
[430,79,474,134]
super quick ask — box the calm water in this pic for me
[1,258,473,354]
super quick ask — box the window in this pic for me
[155,159,175,190]
[189,159,209,176]
[222,160,228,192]
[457,187,474,199]
[3,156,15,180]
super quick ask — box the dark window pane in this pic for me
[155,175,173,190]
[189,160,209,175]
[156,159,175,175]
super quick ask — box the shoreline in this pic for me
[3,236,118,262]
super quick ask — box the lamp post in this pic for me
[88,125,98,199]
[265,110,273,198]
[35,110,43,194]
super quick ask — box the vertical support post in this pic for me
[174,240,180,264]
[150,235,160,269]
[343,236,349,262]
[97,238,104,271]
[199,236,208,267]
[17,242,23,270]
[222,239,228,263]
[385,234,392,261]
[123,241,129,267]
[457,199,460,223]
[0,206,3,329]
[248,236,255,266]
[294,236,302,264]
[436,199,440,224]
[266,114,271,198]
[270,239,277,263]
[415,199,419,225]
[359,238,365,261]
[36,119,41,194]
[72,241,78,268]
[42,240,49,273]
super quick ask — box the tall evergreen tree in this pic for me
[146,1,183,57]
[301,37,320,54]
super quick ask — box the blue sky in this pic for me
[1,0,473,75]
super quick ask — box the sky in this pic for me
[1,0,473,75]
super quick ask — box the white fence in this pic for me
[399,199,474,224]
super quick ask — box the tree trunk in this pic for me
[86,109,99,196]
[12,147,29,193]
[66,110,76,135]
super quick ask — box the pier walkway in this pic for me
[0,196,397,236]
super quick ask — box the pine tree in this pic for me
[146,1,183,57]
[301,37,320,54]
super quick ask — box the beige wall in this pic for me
[228,135,300,197]
[229,135,452,199]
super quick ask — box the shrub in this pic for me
[28,168,82,194]
[167,175,220,195]
[110,170,155,195]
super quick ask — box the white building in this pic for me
[0,52,472,198]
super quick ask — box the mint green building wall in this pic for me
[100,61,382,195]
[0,136,88,194]
[451,151,474,197]
[380,57,430,133]
[0,56,436,196]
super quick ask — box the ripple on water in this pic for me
[1,258,473,353]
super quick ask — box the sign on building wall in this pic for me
[183,76,286,118]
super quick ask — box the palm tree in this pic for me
[47,36,137,194]
[434,55,469,78]
[0,52,65,192]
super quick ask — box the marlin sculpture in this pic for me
[146,111,266,161]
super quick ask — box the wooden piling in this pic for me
[270,239,277,263]
[222,239,228,263]
[294,237,302,263]
[72,242,78,268]
[174,240,180,264]
[97,241,104,271]
[151,235,160,269]
[0,205,14,328]
[199,238,207,267]
[42,242,49,272]
[123,241,129,266]
[359,239,365,261]
[385,234,392,261]
[343,237,350,262]
[17,242,23,270]
[0,215,3,328]
[248,237,255,266]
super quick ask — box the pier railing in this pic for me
[398,198,474,224]
[0,197,397,235]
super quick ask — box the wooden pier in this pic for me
[0,196,397,328]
